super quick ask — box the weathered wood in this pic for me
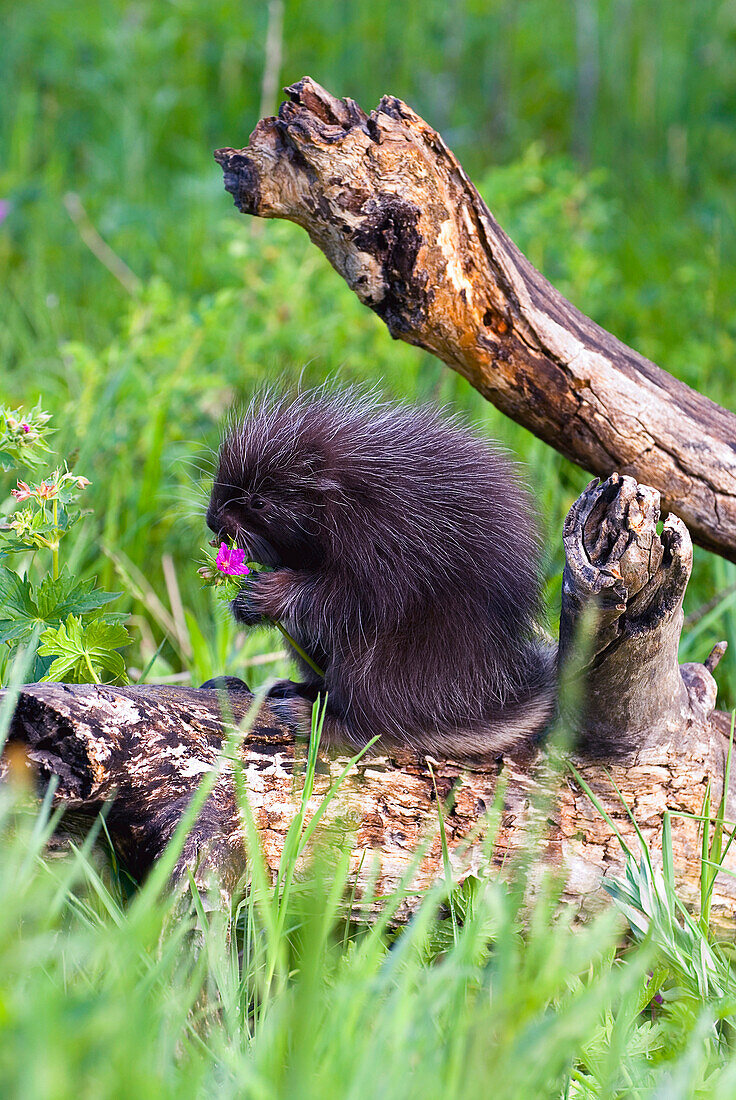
[2,675,733,926]
[560,472,719,756]
[214,77,736,562]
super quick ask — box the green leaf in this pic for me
[0,566,123,647]
[0,537,43,555]
[0,567,38,618]
[0,567,41,644]
[0,621,39,646]
[38,615,131,685]
[34,570,121,620]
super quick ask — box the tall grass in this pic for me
[3,704,736,1098]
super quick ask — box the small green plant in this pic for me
[0,403,130,685]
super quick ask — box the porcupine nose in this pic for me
[206,503,235,543]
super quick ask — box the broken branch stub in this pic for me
[215,77,736,562]
[560,473,719,755]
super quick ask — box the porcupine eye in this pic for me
[249,495,266,511]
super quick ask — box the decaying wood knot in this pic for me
[350,194,428,334]
[213,149,262,217]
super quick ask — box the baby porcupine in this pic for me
[206,390,555,757]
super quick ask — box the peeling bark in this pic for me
[214,77,736,562]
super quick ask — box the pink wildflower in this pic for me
[75,476,91,489]
[215,542,250,577]
[11,480,32,502]
[36,480,58,502]
[21,423,30,433]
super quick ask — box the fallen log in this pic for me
[2,475,734,925]
[214,77,736,562]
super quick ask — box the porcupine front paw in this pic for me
[231,573,270,626]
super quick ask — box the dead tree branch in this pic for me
[214,77,736,561]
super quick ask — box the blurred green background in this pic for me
[2,0,736,697]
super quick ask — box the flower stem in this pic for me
[83,651,101,684]
[275,621,325,678]
[52,498,59,580]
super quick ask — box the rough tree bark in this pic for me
[1,475,734,924]
[214,77,736,562]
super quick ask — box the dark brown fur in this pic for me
[206,390,555,757]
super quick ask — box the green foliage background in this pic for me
[3,0,736,693]
[3,5,736,1095]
